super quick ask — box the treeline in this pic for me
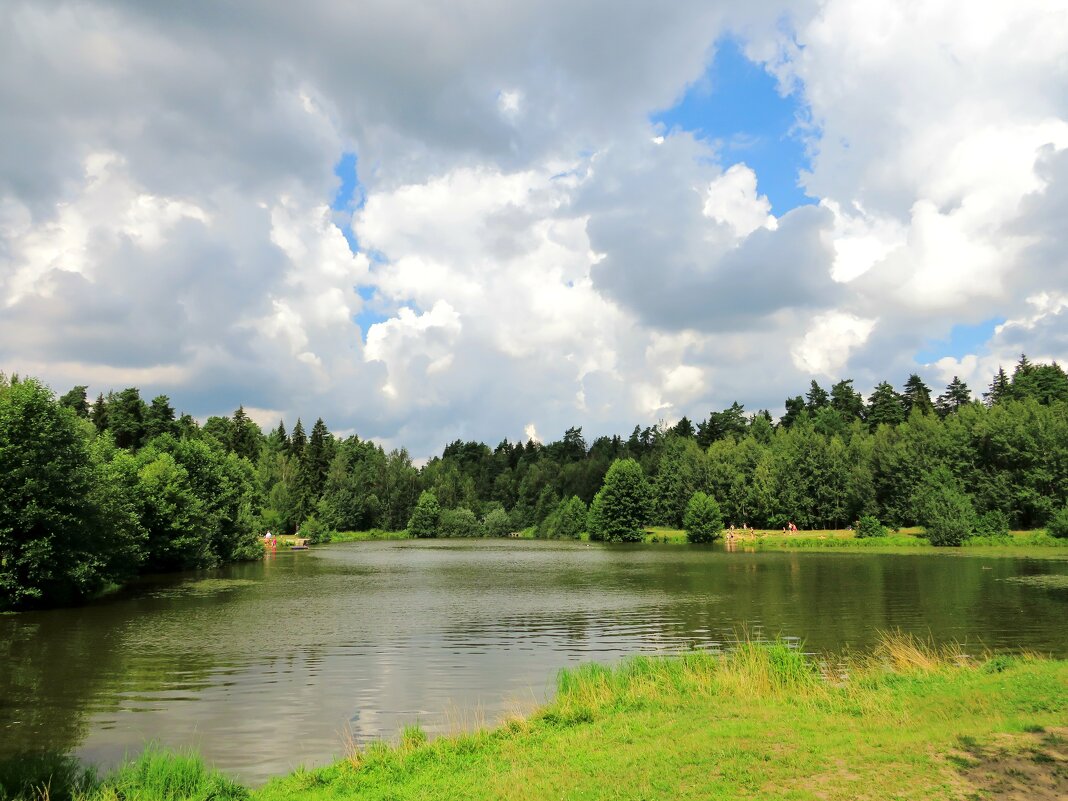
[2,356,1067,609]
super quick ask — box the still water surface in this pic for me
[3,540,1067,783]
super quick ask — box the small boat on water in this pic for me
[290,537,309,550]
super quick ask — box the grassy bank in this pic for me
[5,636,1066,801]
[328,529,410,542]
[643,526,1068,554]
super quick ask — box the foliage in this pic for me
[855,515,887,539]
[651,436,706,527]
[682,492,723,543]
[538,496,587,539]
[1047,505,1068,539]
[299,514,335,545]
[438,507,481,538]
[0,380,138,610]
[407,491,441,538]
[482,507,512,538]
[915,468,976,547]
[973,509,1010,538]
[586,459,651,542]
[5,355,1068,608]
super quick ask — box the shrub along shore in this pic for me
[3,635,1065,801]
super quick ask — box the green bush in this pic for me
[915,468,976,547]
[587,491,606,541]
[973,509,1010,538]
[407,490,441,538]
[299,514,335,544]
[683,492,723,544]
[586,459,652,542]
[923,493,976,547]
[482,507,512,538]
[539,496,588,539]
[854,515,886,539]
[1047,505,1068,539]
[439,507,481,538]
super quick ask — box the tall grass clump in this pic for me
[868,631,972,674]
[93,748,247,801]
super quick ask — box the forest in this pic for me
[2,355,1067,610]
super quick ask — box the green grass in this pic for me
[253,635,1067,801]
[643,526,690,543]
[328,529,410,542]
[640,526,1068,556]
[14,637,1064,801]
[0,747,245,801]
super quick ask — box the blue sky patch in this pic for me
[652,37,812,216]
[353,285,390,339]
[332,152,387,340]
[332,152,363,252]
[916,317,1004,363]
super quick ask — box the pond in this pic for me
[2,539,1067,784]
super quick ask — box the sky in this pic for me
[1,0,1067,457]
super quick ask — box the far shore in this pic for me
[316,526,1068,557]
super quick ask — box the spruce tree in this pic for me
[901,374,934,416]
[230,406,262,463]
[90,393,109,433]
[290,418,307,460]
[865,382,906,430]
[830,379,865,421]
[780,395,806,429]
[805,380,830,413]
[108,388,147,449]
[984,367,1011,406]
[935,377,972,417]
[144,395,178,440]
[58,386,90,418]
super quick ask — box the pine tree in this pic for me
[290,418,307,460]
[984,367,1011,406]
[865,382,906,430]
[144,395,178,440]
[1011,361,1068,405]
[108,388,147,449]
[935,377,972,417]
[58,386,90,418]
[901,374,934,416]
[267,420,288,454]
[90,393,109,433]
[301,417,332,502]
[230,406,262,462]
[780,395,806,429]
[805,380,830,412]
[830,379,865,421]
[671,416,695,439]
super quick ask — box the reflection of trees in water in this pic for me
[0,615,106,756]
[432,549,1068,658]
[0,576,230,761]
